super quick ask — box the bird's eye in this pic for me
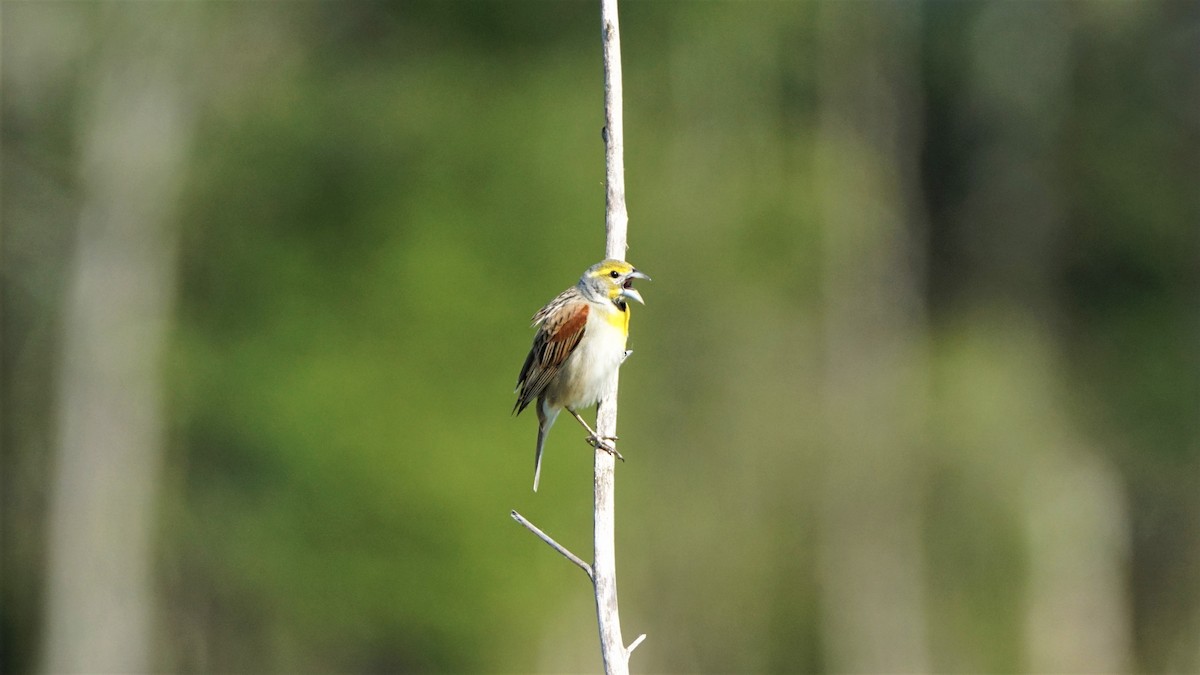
[609,270,620,279]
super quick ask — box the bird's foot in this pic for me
[585,434,625,461]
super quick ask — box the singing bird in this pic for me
[514,259,650,491]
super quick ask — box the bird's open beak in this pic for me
[620,288,645,305]
[620,270,651,305]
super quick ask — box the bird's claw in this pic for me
[586,434,625,461]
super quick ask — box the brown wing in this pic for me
[514,289,588,415]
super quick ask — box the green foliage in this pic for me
[3,1,1197,672]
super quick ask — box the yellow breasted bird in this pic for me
[514,259,650,491]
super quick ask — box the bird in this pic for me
[514,259,650,491]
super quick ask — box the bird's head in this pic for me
[580,259,651,309]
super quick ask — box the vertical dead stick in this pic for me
[596,0,633,673]
[601,10,628,259]
[512,1,640,670]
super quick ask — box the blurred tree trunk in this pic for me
[961,5,1132,671]
[813,3,931,672]
[40,7,195,672]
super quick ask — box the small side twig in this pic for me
[511,510,594,580]
[627,634,647,654]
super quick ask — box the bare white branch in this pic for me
[511,510,593,580]
[601,10,628,260]
[511,2,641,671]
[595,1,635,673]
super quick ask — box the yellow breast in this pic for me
[603,303,630,335]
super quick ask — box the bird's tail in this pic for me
[533,400,558,492]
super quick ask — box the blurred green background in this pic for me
[3,1,1197,673]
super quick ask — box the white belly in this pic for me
[547,307,628,410]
